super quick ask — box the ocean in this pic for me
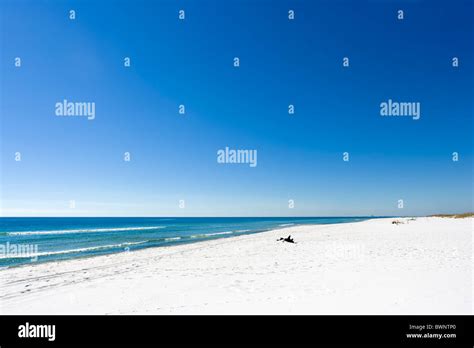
[0,217,372,268]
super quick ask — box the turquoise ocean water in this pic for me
[0,217,374,268]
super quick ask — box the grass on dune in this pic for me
[430,212,474,218]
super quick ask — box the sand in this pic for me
[0,217,472,314]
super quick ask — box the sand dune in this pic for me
[0,217,471,314]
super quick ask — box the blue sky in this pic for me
[1,0,473,217]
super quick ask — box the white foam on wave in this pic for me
[190,231,233,238]
[205,231,233,236]
[278,223,294,227]
[164,237,181,241]
[7,226,166,236]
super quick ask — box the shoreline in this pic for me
[0,218,372,270]
[0,217,471,314]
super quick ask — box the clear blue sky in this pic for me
[1,0,473,217]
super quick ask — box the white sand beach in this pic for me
[0,217,472,314]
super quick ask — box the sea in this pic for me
[0,217,373,268]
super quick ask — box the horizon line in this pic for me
[0,215,415,219]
